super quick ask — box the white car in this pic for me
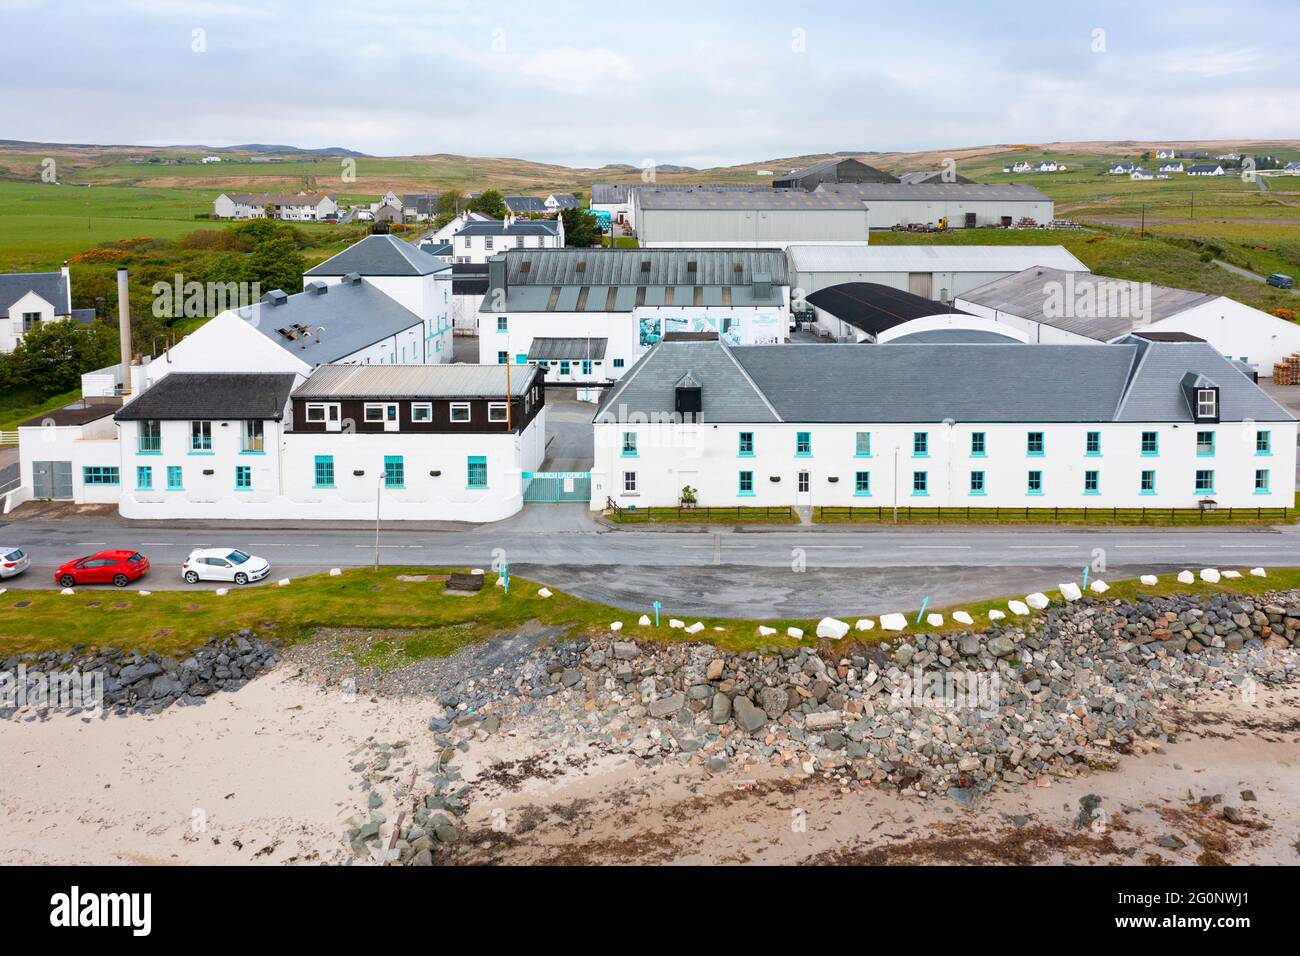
[0,546,30,578]
[182,548,271,585]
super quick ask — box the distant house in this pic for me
[201,156,221,164]
[1130,168,1154,181]
[371,204,404,225]
[1004,161,1033,174]
[1156,149,1177,160]
[1108,163,1136,175]
[1187,164,1226,177]
[1284,162,1300,175]
[545,193,579,213]
[214,192,338,221]
[1217,153,1240,162]
[0,265,96,353]
[1035,161,1058,173]
[379,190,403,209]
[505,196,549,215]
[1159,162,1184,173]
[401,193,440,222]
[452,216,564,264]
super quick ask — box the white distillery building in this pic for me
[955,266,1300,377]
[591,183,773,236]
[0,265,97,353]
[815,183,1053,230]
[591,337,1295,511]
[787,243,1089,309]
[478,247,791,386]
[633,188,870,249]
[112,365,545,523]
[451,218,563,264]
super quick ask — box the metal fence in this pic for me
[816,504,1292,525]
[522,471,591,503]
[608,500,795,522]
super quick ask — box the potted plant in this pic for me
[679,485,697,508]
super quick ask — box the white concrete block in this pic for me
[988,609,1006,621]
[1089,580,1109,593]
[879,613,908,632]
[537,587,552,598]
[137,590,151,596]
[1059,583,1082,601]
[1221,570,1242,579]
[1026,592,1049,609]
[1199,568,1221,583]
[1008,600,1030,616]
[1177,570,1195,584]
[669,618,684,629]
[610,621,623,632]
[855,618,875,631]
[329,567,342,576]
[816,617,850,640]
[758,625,777,637]
[952,611,974,625]
[638,614,651,626]
[495,575,506,587]
[1140,575,1158,586]
[1250,567,1266,577]
[787,626,804,639]
[471,568,485,576]
[215,588,229,597]
[685,622,705,634]
[926,613,944,627]
[60,587,75,595]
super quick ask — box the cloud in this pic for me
[1155,46,1270,77]
[514,46,638,94]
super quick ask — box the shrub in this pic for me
[1273,308,1295,322]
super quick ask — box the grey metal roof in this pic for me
[818,182,1051,202]
[0,271,67,318]
[500,248,789,286]
[233,279,424,365]
[636,188,864,210]
[957,267,1216,340]
[401,193,440,215]
[596,340,1293,424]
[116,372,296,421]
[527,337,607,360]
[886,328,1022,344]
[456,220,559,238]
[770,158,898,186]
[786,243,1088,274]
[595,342,779,424]
[305,235,451,277]
[897,170,975,185]
[591,184,631,204]
[292,363,538,400]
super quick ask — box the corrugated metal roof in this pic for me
[637,189,865,210]
[957,267,1217,340]
[786,244,1088,275]
[527,337,608,360]
[292,363,538,400]
[818,182,1051,202]
[501,248,789,287]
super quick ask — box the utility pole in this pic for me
[1140,203,1145,235]
[505,354,512,431]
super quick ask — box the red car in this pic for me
[55,550,150,588]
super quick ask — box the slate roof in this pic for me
[957,267,1216,340]
[505,196,548,214]
[548,193,579,209]
[456,220,560,238]
[18,398,120,428]
[232,279,424,365]
[0,272,68,318]
[292,363,538,400]
[305,235,451,277]
[805,282,967,336]
[595,340,1293,424]
[401,193,440,216]
[115,372,297,421]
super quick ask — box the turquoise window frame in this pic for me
[1085,431,1100,456]
[384,455,405,489]
[621,432,638,457]
[136,465,152,491]
[1195,430,1215,457]
[970,432,986,457]
[166,465,183,491]
[496,351,508,365]
[969,470,985,495]
[1027,470,1043,496]
[189,420,212,452]
[1255,468,1270,494]
[795,431,811,457]
[82,466,120,486]
[313,455,335,489]
[854,471,870,496]
[854,431,872,457]
[138,420,161,454]
[1194,469,1215,495]
[612,358,625,369]
[1026,431,1044,457]
[1140,470,1156,495]
[1140,431,1159,457]
[235,465,252,491]
[913,432,928,458]
[582,360,593,376]
[1256,430,1272,456]
[912,471,928,496]
[1083,470,1099,495]
[738,431,754,457]
[738,470,755,496]
[467,456,487,489]
[559,360,570,375]
[496,316,508,332]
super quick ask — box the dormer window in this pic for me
[1196,388,1217,420]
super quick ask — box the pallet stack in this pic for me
[1273,353,1300,385]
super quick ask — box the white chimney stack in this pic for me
[116,268,133,397]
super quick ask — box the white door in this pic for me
[796,469,811,508]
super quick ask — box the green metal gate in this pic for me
[522,471,591,503]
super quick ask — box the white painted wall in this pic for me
[874,314,1031,343]
[453,231,561,264]
[18,416,122,505]
[592,420,1297,511]
[1142,297,1300,377]
[0,289,60,353]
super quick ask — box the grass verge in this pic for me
[607,506,798,524]
[3,566,1298,660]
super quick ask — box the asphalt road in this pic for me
[3,503,1298,614]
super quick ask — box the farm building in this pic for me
[954,266,1300,377]
[633,188,869,249]
[592,183,773,235]
[769,157,898,190]
[786,244,1089,320]
[814,183,1053,230]
[478,247,790,386]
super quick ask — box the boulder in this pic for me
[1059,583,1082,601]
[710,692,731,723]
[786,626,804,639]
[1008,600,1030,616]
[329,568,342,577]
[732,695,767,732]
[669,618,685,629]
[537,587,553,598]
[137,590,151,596]
[952,611,974,625]
[648,693,685,719]
[706,659,724,681]
[1026,592,1049,609]
[805,711,843,731]
[987,635,1016,658]
[215,588,229,597]
[855,618,875,631]
[926,613,944,627]
[1221,570,1242,579]
[1089,580,1109,593]
[757,625,777,637]
[1140,575,1158,586]
[684,622,705,634]
[1177,570,1195,584]
[1249,568,1266,577]
[1199,568,1221,583]
[879,613,908,632]
[638,614,651,626]
[611,641,639,660]
[816,617,850,640]
[610,621,623,632]
[277,578,291,587]
[988,609,1006,621]
[760,686,788,719]
[60,587,75,595]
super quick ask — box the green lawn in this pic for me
[608,505,797,524]
[4,565,1298,660]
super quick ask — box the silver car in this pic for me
[0,547,30,579]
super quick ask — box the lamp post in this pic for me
[373,473,383,572]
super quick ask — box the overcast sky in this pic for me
[3,0,1297,168]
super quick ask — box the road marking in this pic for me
[1114,544,1187,549]
[140,541,175,546]
[1008,545,1075,550]
[73,541,106,546]
[1220,545,1268,550]
[681,544,756,550]
[899,545,971,550]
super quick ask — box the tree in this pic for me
[468,189,507,219]
[247,237,306,294]
[561,208,601,248]
[9,321,119,398]
[433,191,466,229]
